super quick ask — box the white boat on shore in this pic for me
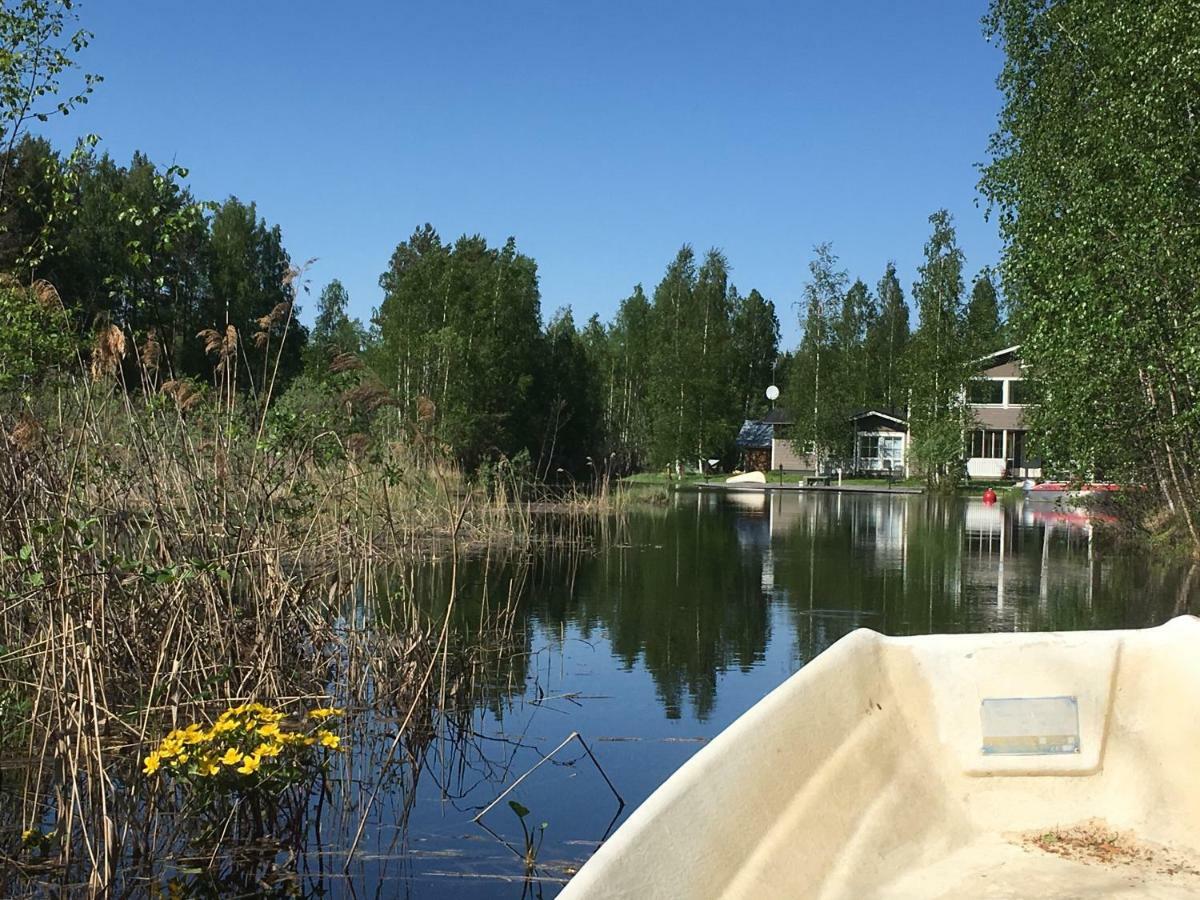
[724,470,767,485]
[561,618,1200,899]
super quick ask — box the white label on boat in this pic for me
[980,696,1080,755]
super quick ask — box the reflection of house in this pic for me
[735,409,815,472]
[850,410,909,477]
[965,346,1042,479]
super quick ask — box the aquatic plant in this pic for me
[508,800,548,874]
[142,703,344,787]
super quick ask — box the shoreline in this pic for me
[677,481,925,496]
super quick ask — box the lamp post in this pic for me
[766,384,780,483]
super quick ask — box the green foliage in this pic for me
[909,415,965,492]
[964,267,1004,359]
[0,277,73,390]
[535,307,604,475]
[207,197,307,394]
[907,210,970,483]
[372,226,541,468]
[646,247,743,468]
[606,284,654,469]
[0,0,101,207]
[508,799,547,873]
[731,287,780,420]
[981,0,1200,547]
[1,139,304,393]
[305,278,365,381]
[787,243,852,464]
[864,261,909,412]
[265,373,350,460]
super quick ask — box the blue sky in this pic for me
[40,1,1003,346]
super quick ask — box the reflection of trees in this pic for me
[521,496,772,722]
[380,493,1195,729]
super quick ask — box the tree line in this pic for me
[1,137,306,393]
[1,129,1016,479]
[0,132,785,473]
[784,214,1004,480]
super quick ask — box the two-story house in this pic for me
[964,345,1041,479]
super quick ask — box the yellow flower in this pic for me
[307,707,344,720]
[158,738,183,759]
[173,752,190,766]
[181,724,206,744]
[143,751,162,776]
[197,754,221,777]
[236,754,262,775]
[219,747,244,767]
[211,718,240,734]
[22,829,37,842]
[257,722,281,739]
[316,729,341,750]
[255,741,283,758]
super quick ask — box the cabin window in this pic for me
[858,433,903,465]
[967,379,1004,404]
[969,429,1005,459]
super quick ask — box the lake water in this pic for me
[173,491,1198,897]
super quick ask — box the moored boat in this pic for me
[561,618,1200,898]
[1024,480,1121,503]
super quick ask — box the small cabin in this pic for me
[850,409,909,477]
[736,408,816,472]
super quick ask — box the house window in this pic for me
[967,379,1004,404]
[969,429,1005,459]
[858,433,903,468]
[1008,379,1034,405]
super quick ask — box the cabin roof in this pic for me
[736,420,774,449]
[848,408,908,426]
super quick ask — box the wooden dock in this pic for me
[681,481,924,496]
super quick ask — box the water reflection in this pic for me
[504,492,1192,720]
[74,493,1193,900]
[382,492,1195,898]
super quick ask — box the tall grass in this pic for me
[0,281,612,894]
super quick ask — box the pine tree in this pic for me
[963,267,1003,359]
[865,261,909,412]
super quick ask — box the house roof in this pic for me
[848,408,908,426]
[736,419,774,449]
[973,344,1021,365]
[761,407,794,425]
